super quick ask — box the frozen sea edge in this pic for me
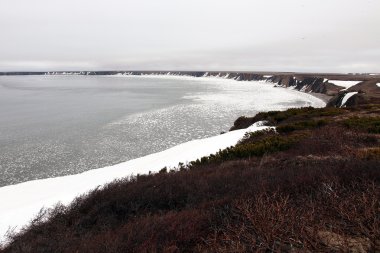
[0,75,326,244]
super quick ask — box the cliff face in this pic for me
[267,75,341,95]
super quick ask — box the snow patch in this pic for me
[376,83,380,88]
[300,85,309,92]
[330,80,361,89]
[340,92,358,107]
[0,122,270,244]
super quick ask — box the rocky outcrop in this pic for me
[327,80,380,107]
[267,75,341,95]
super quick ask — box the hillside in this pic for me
[1,103,379,252]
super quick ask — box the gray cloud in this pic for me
[0,0,379,72]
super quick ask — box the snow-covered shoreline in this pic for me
[0,122,271,244]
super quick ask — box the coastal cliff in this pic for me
[1,71,379,107]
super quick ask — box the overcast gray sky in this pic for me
[0,0,379,72]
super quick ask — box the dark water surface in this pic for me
[0,75,323,186]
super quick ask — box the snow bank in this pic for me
[329,80,361,89]
[340,92,358,107]
[0,122,270,244]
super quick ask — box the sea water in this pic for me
[0,75,324,186]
